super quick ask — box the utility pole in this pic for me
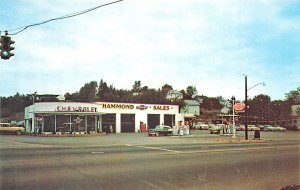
[245,75,248,140]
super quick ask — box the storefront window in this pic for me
[102,114,116,133]
[44,115,55,132]
[56,115,71,133]
[71,115,85,132]
[87,115,97,132]
[35,116,43,133]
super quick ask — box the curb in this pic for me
[27,132,107,137]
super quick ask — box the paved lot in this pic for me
[0,130,299,190]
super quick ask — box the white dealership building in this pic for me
[24,102,182,134]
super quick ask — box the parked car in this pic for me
[256,125,265,131]
[0,123,25,135]
[209,124,224,134]
[208,123,217,130]
[193,122,209,130]
[273,125,286,132]
[229,124,240,131]
[248,125,260,131]
[148,125,173,136]
[263,125,275,131]
[234,125,242,131]
[239,125,245,131]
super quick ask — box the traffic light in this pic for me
[0,35,15,60]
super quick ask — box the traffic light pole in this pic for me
[0,31,15,60]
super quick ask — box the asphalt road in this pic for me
[0,132,299,190]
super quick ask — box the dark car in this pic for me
[148,125,173,136]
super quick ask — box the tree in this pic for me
[268,100,291,123]
[64,92,79,102]
[132,80,142,93]
[0,93,31,119]
[285,87,300,104]
[97,79,110,101]
[247,94,271,123]
[78,81,98,102]
[161,84,173,95]
[200,96,222,110]
[185,86,197,99]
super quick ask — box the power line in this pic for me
[1,0,124,35]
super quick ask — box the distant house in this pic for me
[132,92,141,96]
[291,105,300,130]
[166,90,183,100]
[180,100,200,118]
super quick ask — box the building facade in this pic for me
[180,100,200,117]
[24,102,182,134]
[166,90,183,100]
[291,105,300,130]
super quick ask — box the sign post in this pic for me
[231,96,236,138]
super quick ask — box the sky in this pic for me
[0,0,299,101]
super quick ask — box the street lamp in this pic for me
[248,82,266,91]
[244,75,265,140]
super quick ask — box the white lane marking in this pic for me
[91,152,105,154]
[126,144,298,155]
[140,179,164,190]
[136,145,182,153]
[167,145,297,154]
[126,144,182,153]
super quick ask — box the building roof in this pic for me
[184,100,200,106]
[167,90,182,94]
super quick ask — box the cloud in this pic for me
[1,0,299,101]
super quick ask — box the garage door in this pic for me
[121,114,135,132]
[147,114,160,129]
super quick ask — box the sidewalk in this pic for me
[1,130,299,147]
[169,130,300,144]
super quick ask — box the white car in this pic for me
[263,125,276,131]
[209,124,224,134]
[248,125,260,131]
[273,125,286,132]
[194,122,209,130]
[0,123,25,135]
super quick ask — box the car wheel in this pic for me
[155,132,159,137]
[16,130,22,135]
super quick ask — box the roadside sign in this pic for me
[234,103,245,112]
